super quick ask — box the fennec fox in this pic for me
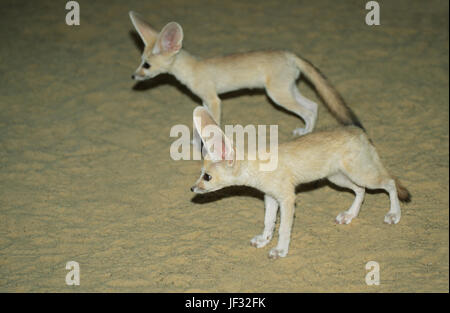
[190,107,410,258]
[129,11,363,135]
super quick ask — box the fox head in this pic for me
[191,158,239,194]
[129,12,183,81]
[190,107,241,194]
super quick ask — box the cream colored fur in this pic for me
[129,11,363,135]
[190,107,409,259]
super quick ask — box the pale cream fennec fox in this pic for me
[190,107,410,258]
[129,11,364,135]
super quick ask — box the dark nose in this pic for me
[131,74,135,80]
[190,186,195,192]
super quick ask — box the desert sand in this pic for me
[0,0,448,292]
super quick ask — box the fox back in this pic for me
[192,127,376,196]
[129,12,364,133]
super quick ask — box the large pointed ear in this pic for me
[129,11,158,47]
[193,106,235,164]
[153,22,183,55]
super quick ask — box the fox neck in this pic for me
[169,49,198,89]
[224,159,265,190]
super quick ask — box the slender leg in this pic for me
[269,195,296,258]
[204,97,221,126]
[338,141,402,224]
[291,85,318,135]
[328,173,366,224]
[266,83,318,136]
[250,195,279,248]
[383,179,402,224]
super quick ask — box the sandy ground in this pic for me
[0,0,448,292]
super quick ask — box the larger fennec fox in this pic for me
[190,106,410,258]
[129,11,363,135]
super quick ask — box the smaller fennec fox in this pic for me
[129,11,363,135]
[190,107,410,258]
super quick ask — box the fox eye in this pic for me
[203,173,212,181]
[142,62,150,69]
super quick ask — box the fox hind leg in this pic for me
[340,149,402,224]
[291,86,318,135]
[328,172,365,224]
[382,179,402,224]
[266,83,318,136]
[351,177,401,224]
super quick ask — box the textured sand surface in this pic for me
[0,0,448,292]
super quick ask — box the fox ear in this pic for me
[193,106,235,164]
[153,22,183,55]
[129,11,158,47]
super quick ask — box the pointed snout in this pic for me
[191,185,204,193]
[131,73,149,81]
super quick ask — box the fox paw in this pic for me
[384,212,401,224]
[250,234,272,248]
[268,248,288,259]
[335,212,356,224]
[292,127,310,137]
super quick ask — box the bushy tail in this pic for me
[292,54,365,131]
[395,178,411,202]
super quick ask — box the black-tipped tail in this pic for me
[395,178,411,203]
[293,54,365,131]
